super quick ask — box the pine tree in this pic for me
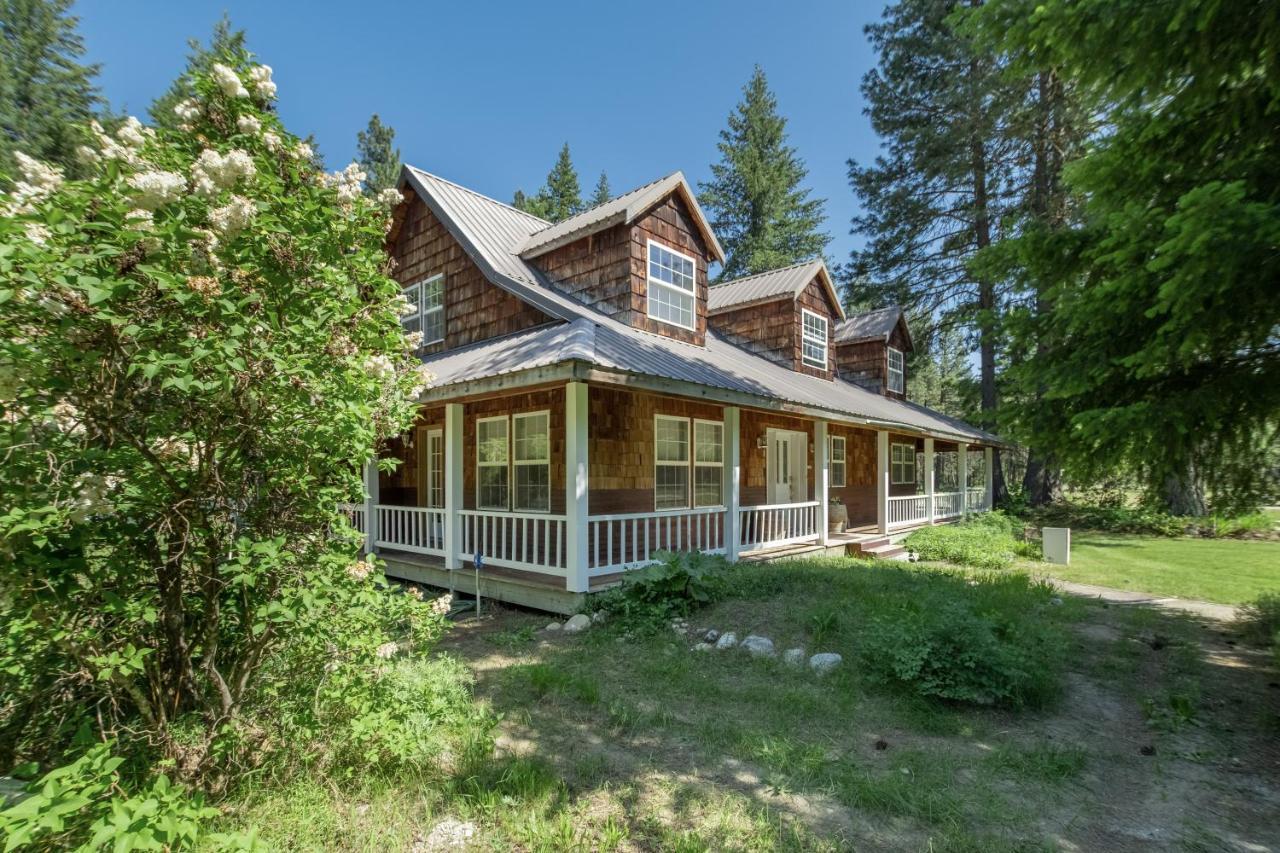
[846,0,1024,502]
[0,0,102,181]
[699,66,829,281]
[355,114,400,195]
[149,14,247,130]
[512,142,583,222]
[589,170,611,207]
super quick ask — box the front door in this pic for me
[767,429,808,504]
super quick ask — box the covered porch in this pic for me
[346,380,996,600]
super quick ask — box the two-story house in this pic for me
[349,166,999,612]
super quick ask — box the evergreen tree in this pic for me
[512,142,582,222]
[355,113,400,196]
[699,66,829,281]
[847,0,1024,502]
[904,324,977,420]
[149,14,247,130]
[976,0,1280,513]
[0,0,102,181]
[589,170,611,207]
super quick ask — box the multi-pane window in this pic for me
[830,436,846,487]
[693,420,724,507]
[512,412,550,512]
[654,415,691,510]
[891,442,916,485]
[401,274,444,347]
[476,417,509,509]
[801,310,828,369]
[646,241,696,330]
[426,430,444,508]
[887,347,904,394]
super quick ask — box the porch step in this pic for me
[856,542,909,561]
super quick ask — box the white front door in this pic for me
[767,429,808,504]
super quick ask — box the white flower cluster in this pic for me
[430,593,453,617]
[404,330,424,350]
[50,401,84,434]
[295,142,313,162]
[192,148,255,196]
[323,162,367,204]
[70,472,117,522]
[409,364,434,400]
[212,63,249,98]
[263,132,283,153]
[248,65,276,100]
[128,170,185,210]
[392,291,417,317]
[190,227,221,272]
[86,118,150,167]
[376,187,403,209]
[174,98,201,125]
[375,641,398,660]
[209,194,256,237]
[365,354,395,380]
[347,559,374,581]
[125,209,155,233]
[117,116,151,148]
[236,114,261,135]
[3,151,64,216]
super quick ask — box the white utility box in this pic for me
[1043,527,1071,565]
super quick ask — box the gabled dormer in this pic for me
[518,173,725,346]
[834,307,914,399]
[705,261,845,380]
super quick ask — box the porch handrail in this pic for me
[375,504,446,556]
[887,494,930,528]
[458,509,567,576]
[965,487,987,510]
[738,500,820,551]
[586,506,727,575]
[932,491,963,519]
[338,502,366,534]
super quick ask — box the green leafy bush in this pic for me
[904,511,1039,570]
[593,551,728,622]
[1030,501,1276,539]
[1235,593,1280,648]
[859,574,1063,708]
[0,742,258,851]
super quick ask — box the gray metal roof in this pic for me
[835,306,911,349]
[708,260,846,320]
[401,164,994,444]
[513,171,726,263]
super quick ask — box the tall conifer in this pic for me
[356,113,401,196]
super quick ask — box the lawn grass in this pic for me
[1036,532,1280,604]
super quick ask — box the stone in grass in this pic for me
[591,611,607,624]
[693,642,713,652]
[740,635,776,658]
[703,628,720,643]
[417,817,476,850]
[544,622,561,632]
[808,652,843,675]
[783,647,806,667]
[562,614,592,634]
[715,631,738,650]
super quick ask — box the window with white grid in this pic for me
[654,415,691,510]
[646,240,697,330]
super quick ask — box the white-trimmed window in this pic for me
[402,274,444,347]
[693,419,724,507]
[891,442,916,485]
[476,416,509,509]
[802,309,828,369]
[830,435,846,488]
[426,429,444,508]
[887,347,904,394]
[646,240,697,330]
[512,412,551,512]
[654,415,691,510]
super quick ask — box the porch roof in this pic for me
[399,165,998,446]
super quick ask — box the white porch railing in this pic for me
[587,507,727,576]
[339,502,366,534]
[932,491,963,520]
[375,505,446,556]
[888,495,930,528]
[459,510,567,576]
[739,501,820,551]
[966,487,988,511]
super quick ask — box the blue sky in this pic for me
[76,0,884,263]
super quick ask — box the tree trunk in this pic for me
[1162,467,1206,516]
[971,123,1006,504]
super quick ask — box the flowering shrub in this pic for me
[0,50,447,787]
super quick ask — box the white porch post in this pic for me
[815,420,829,543]
[984,446,995,511]
[723,406,741,561]
[876,430,890,535]
[924,437,936,525]
[564,381,590,593]
[958,442,970,517]
[443,402,463,570]
[363,459,379,554]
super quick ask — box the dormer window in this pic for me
[887,347,904,393]
[802,310,828,369]
[646,240,696,330]
[402,274,445,347]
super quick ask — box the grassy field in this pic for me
[1036,533,1280,604]
[224,558,1280,851]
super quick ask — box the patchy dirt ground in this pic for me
[438,587,1280,852]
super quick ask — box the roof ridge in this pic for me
[523,171,682,239]
[712,258,823,288]
[406,165,551,227]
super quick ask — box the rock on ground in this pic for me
[544,622,561,632]
[783,647,806,667]
[715,631,738,650]
[416,817,476,851]
[809,652,843,675]
[740,635,776,658]
[703,628,720,643]
[562,613,591,633]
[693,642,713,652]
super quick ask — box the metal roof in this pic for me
[516,171,726,263]
[835,306,912,350]
[400,164,995,444]
[708,260,846,320]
